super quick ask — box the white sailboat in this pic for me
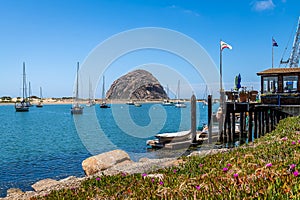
[15,62,30,112]
[174,80,186,108]
[100,76,110,108]
[36,87,43,108]
[86,78,95,107]
[71,62,84,114]
[162,84,173,106]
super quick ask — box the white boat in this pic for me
[126,100,134,105]
[155,130,192,143]
[162,85,174,106]
[174,80,186,108]
[86,77,95,107]
[36,87,43,108]
[99,76,110,108]
[71,62,84,114]
[15,62,30,112]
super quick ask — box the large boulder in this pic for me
[31,178,60,192]
[106,69,168,100]
[82,149,131,176]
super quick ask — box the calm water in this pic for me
[0,102,216,197]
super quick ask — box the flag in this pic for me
[220,41,232,50]
[272,38,278,47]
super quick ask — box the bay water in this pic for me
[0,102,216,197]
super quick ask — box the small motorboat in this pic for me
[155,130,192,143]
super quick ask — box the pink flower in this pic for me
[223,167,228,172]
[234,173,238,178]
[121,172,127,176]
[266,163,272,167]
[282,137,287,141]
[293,171,299,177]
[292,141,296,145]
[159,181,164,185]
[151,178,155,183]
[227,163,232,167]
[195,185,201,190]
[199,164,204,167]
[298,140,300,144]
[173,169,177,173]
[96,177,100,181]
[142,173,147,177]
[290,164,296,169]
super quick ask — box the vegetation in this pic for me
[33,116,300,199]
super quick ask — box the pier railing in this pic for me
[207,98,292,145]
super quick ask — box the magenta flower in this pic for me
[223,167,228,172]
[293,171,299,177]
[266,163,272,167]
[282,137,287,141]
[121,172,127,176]
[199,164,204,167]
[290,164,296,169]
[151,178,155,183]
[159,181,164,185]
[96,177,100,181]
[292,141,296,145]
[195,185,201,190]
[227,163,232,167]
[173,169,177,173]
[298,140,300,144]
[142,173,147,177]
[233,173,238,178]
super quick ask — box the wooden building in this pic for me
[257,68,300,105]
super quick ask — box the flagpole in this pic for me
[272,37,274,68]
[219,39,223,142]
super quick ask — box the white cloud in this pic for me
[252,0,275,11]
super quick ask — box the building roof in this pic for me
[257,68,300,76]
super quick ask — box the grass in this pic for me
[32,116,300,199]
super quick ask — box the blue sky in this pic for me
[0,0,299,98]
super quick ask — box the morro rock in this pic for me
[106,69,168,100]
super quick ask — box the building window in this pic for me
[283,76,298,92]
[263,76,278,93]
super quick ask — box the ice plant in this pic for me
[292,141,296,145]
[223,167,228,172]
[234,173,238,178]
[293,171,299,177]
[173,169,177,173]
[266,163,272,167]
[281,137,287,141]
[199,163,203,167]
[151,178,154,183]
[227,163,232,167]
[159,181,164,185]
[96,177,100,181]
[298,140,300,144]
[290,164,296,169]
[142,173,147,177]
[195,185,201,190]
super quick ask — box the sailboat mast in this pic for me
[40,87,42,99]
[177,80,180,100]
[76,62,79,101]
[102,76,105,102]
[22,62,26,100]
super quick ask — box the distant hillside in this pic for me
[106,69,168,100]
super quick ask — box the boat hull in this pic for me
[155,131,191,143]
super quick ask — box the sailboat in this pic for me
[27,81,33,107]
[100,76,110,108]
[162,84,173,106]
[15,62,30,112]
[36,87,43,108]
[86,78,95,107]
[174,80,186,108]
[71,62,84,114]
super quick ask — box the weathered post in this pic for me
[191,94,197,143]
[208,95,212,144]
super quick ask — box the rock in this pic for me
[82,149,131,176]
[6,188,23,197]
[31,178,60,192]
[106,69,168,100]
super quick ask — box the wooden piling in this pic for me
[191,94,197,143]
[208,95,212,144]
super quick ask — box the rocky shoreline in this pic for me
[1,148,229,200]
